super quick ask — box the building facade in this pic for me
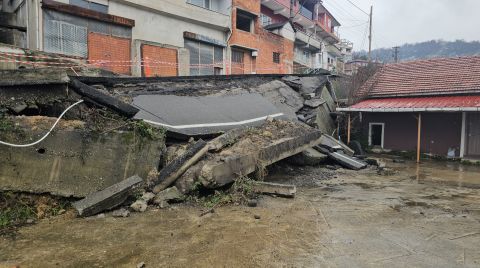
[0,0,351,76]
[339,56,480,161]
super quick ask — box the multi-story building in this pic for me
[1,0,230,76]
[0,0,350,76]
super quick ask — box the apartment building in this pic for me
[0,0,351,76]
[1,0,230,76]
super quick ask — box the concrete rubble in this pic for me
[0,70,369,217]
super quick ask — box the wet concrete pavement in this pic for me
[1,158,480,267]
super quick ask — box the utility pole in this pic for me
[393,46,400,63]
[368,5,373,61]
[289,0,295,22]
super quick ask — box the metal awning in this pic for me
[338,96,480,112]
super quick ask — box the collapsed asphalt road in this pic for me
[1,157,479,267]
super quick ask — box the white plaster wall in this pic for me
[109,0,229,48]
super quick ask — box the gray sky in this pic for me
[323,0,480,51]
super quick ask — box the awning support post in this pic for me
[416,113,422,163]
[347,113,351,145]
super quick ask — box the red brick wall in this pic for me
[88,32,131,75]
[229,4,294,74]
[233,0,260,14]
[141,44,178,77]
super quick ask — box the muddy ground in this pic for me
[1,157,480,268]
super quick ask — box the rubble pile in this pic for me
[0,69,370,220]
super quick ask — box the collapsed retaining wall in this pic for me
[0,116,165,197]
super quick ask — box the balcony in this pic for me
[295,30,321,51]
[299,5,312,20]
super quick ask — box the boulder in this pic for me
[153,186,184,204]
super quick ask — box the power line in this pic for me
[341,0,370,16]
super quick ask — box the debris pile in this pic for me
[0,69,371,220]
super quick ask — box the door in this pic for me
[466,113,480,157]
[369,123,384,148]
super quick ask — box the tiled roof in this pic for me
[357,56,480,98]
[338,95,480,112]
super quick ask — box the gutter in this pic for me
[337,107,480,112]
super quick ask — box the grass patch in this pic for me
[0,192,71,237]
[194,176,257,209]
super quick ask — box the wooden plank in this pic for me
[69,79,139,117]
[251,181,296,198]
[151,140,208,193]
[72,175,143,217]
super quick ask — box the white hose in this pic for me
[0,100,84,148]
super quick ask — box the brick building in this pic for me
[0,0,349,76]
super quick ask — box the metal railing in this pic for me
[299,5,313,20]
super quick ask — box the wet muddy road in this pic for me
[1,159,480,267]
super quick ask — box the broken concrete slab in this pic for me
[70,79,139,118]
[251,182,296,197]
[297,76,329,95]
[133,93,285,137]
[319,134,355,156]
[253,80,304,120]
[329,152,367,170]
[0,116,164,198]
[304,98,326,108]
[151,139,208,193]
[72,175,143,217]
[200,129,323,189]
[288,148,328,166]
[281,76,302,91]
[0,69,69,86]
[208,128,248,152]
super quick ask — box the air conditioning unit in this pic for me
[252,51,258,57]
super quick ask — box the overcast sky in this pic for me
[323,0,480,51]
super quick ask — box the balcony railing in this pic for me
[299,5,313,20]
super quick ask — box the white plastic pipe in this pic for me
[0,100,84,148]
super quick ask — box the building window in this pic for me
[273,52,280,63]
[231,49,245,74]
[44,20,87,57]
[232,50,244,63]
[185,39,223,76]
[260,14,272,26]
[70,0,108,13]
[236,10,254,32]
[187,0,211,10]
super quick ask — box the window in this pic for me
[231,49,245,74]
[70,0,108,13]
[260,14,272,26]
[232,50,244,63]
[187,0,211,10]
[236,10,253,32]
[273,52,280,63]
[44,20,87,57]
[185,39,223,76]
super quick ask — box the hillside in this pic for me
[353,40,480,63]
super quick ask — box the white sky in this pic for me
[323,0,480,51]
